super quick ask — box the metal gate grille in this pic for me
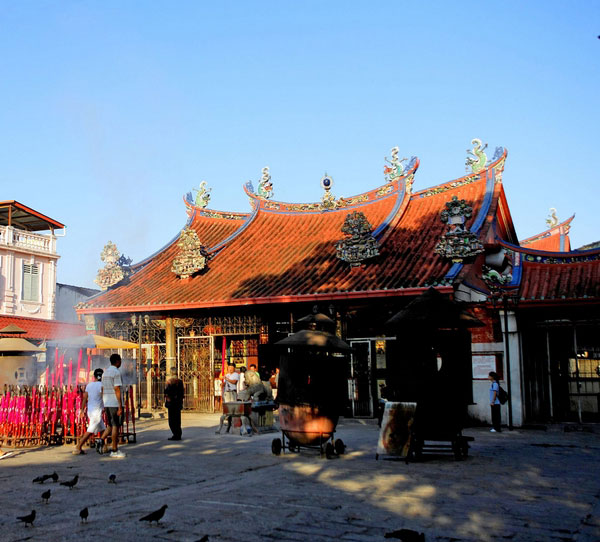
[178,336,214,412]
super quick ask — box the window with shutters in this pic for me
[23,263,40,302]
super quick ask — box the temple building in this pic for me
[76,142,600,425]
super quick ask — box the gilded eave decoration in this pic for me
[335,211,380,266]
[434,196,484,263]
[95,241,131,290]
[171,227,208,279]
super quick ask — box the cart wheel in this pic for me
[461,441,469,458]
[414,439,423,460]
[271,438,282,456]
[452,441,463,460]
[334,439,346,455]
[325,442,335,459]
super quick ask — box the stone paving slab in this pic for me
[0,414,599,542]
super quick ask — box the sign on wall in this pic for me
[472,354,500,379]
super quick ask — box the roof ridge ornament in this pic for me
[482,265,513,290]
[384,146,407,183]
[546,208,559,229]
[257,167,274,199]
[335,211,380,266]
[95,241,131,290]
[465,138,488,173]
[320,173,338,210]
[192,181,212,208]
[434,195,484,263]
[171,227,208,279]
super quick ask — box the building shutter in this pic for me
[23,264,39,302]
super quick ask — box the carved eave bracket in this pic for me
[335,211,380,266]
[482,264,513,292]
[434,196,484,263]
[95,241,131,290]
[171,227,208,279]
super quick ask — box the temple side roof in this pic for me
[0,316,84,341]
[494,239,600,305]
[78,150,508,314]
[520,214,574,252]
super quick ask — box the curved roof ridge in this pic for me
[373,160,418,242]
[497,237,600,259]
[207,205,260,255]
[183,195,250,220]
[412,147,507,199]
[242,157,419,215]
[130,199,252,273]
[131,214,194,271]
[520,214,575,245]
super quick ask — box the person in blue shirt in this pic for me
[488,371,501,432]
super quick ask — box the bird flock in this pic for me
[18,471,174,532]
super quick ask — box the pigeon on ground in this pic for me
[32,474,50,484]
[16,510,36,527]
[41,489,51,503]
[196,536,209,542]
[80,507,89,523]
[384,529,425,542]
[139,504,168,524]
[51,471,59,483]
[108,473,117,484]
[60,474,79,489]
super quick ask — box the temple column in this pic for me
[165,316,176,375]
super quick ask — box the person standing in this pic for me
[488,371,502,433]
[237,366,247,396]
[102,354,126,457]
[165,367,185,441]
[223,364,239,403]
[73,369,105,455]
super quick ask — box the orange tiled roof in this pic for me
[79,152,507,313]
[520,215,574,252]
[493,238,600,304]
[0,316,85,340]
[519,258,600,303]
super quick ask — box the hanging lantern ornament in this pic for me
[434,196,484,263]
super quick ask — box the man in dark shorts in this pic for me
[165,367,185,440]
[102,354,126,458]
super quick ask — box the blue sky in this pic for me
[1,2,598,288]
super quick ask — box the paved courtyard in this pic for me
[1,414,599,542]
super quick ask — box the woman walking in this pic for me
[488,371,502,432]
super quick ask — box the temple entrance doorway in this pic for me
[177,335,214,412]
[349,340,374,417]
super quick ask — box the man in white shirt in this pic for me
[102,354,126,458]
[223,364,239,403]
[74,368,105,455]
